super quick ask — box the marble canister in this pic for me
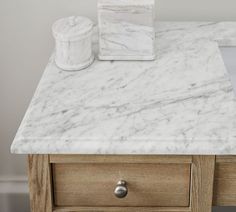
[52,16,94,71]
[98,0,155,61]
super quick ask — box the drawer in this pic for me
[213,156,236,206]
[52,162,191,207]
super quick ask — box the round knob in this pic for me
[114,180,128,198]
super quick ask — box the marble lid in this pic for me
[52,16,94,41]
[98,0,155,6]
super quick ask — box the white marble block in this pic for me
[52,16,94,71]
[98,0,155,60]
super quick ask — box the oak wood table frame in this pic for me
[27,155,236,212]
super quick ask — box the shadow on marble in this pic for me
[220,47,236,94]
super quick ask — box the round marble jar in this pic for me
[52,16,94,71]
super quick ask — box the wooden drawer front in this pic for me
[213,162,236,206]
[53,163,191,207]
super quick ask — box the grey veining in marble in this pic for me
[11,22,236,154]
[52,16,94,71]
[98,0,155,60]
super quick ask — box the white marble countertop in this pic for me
[11,22,236,155]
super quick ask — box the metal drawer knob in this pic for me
[114,180,128,198]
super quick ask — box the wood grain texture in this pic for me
[53,163,191,207]
[213,161,236,205]
[28,155,53,212]
[191,156,215,212]
[215,156,236,163]
[50,155,192,164]
[53,206,191,212]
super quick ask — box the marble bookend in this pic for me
[98,0,155,61]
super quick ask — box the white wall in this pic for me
[1,0,236,211]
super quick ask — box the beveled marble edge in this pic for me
[11,137,236,154]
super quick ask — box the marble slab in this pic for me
[11,22,236,154]
[98,0,155,60]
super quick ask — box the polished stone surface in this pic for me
[11,22,236,154]
[98,0,155,60]
[52,16,94,71]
